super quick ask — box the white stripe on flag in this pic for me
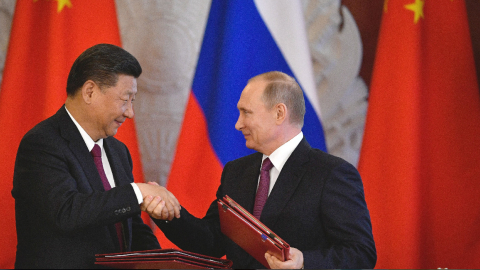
[254,0,321,118]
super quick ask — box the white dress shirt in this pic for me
[259,132,304,195]
[65,107,143,204]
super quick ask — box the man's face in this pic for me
[91,74,137,140]
[235,80,278,154]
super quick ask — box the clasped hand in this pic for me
[137,182,181,221]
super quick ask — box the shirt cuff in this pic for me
[130,183,143,204]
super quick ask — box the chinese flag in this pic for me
[359,0,480,268]
[0,1,145,268]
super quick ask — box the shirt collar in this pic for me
[263,132,303,172]
[65,106,103,152]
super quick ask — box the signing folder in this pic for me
[218,195,290,269]
[95,248,233,269]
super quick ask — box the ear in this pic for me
[275,103,287,125]
[81,80,97,104]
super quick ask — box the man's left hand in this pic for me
[265,247,304,269]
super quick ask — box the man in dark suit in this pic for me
[143,71,376,269]
[12,44,180,269]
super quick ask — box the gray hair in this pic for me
[249,71,305,128]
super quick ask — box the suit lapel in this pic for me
[57,106,105,192]
[103,139,129,187]
[260,139,311,228]
[104,138,133,251]
[227,153,263,267]
[233,153,263,214]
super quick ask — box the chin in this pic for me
[245,142,256,150]
[107,129,118,138]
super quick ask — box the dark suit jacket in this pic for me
[12,106,160,269]
[156,138,376,269]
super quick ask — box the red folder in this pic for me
[95,248,233,269]
[218,195,290,269]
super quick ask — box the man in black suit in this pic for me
[143,71,376,269]
[12,44,180,269]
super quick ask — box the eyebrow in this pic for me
[238,107,251,113]
[123,90,137,98]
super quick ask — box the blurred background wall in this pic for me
[1,0,479,186]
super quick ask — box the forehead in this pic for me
[237,79,267,107]
[110,74,137,95]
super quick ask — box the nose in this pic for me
[235,115,243,131]
[124,101,134,119]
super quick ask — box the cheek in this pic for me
[255,122,272,139]
[245,120,255,133]
[113,104,125,116]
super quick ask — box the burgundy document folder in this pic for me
[218,195,290,269]
[95,248,233,269]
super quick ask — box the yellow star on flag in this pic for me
[405,0,425,24]
[56,0,72,13]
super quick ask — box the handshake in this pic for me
[136,182,181,221]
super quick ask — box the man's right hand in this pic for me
[137,182,181,221]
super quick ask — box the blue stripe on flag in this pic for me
[192,0,327,165]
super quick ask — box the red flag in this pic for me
[157,94,223,249]
[358,0,480,268]
[0,1,145,268]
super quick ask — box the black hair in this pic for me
[66,43,142,96]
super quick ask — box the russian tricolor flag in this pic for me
[163,0,327,245]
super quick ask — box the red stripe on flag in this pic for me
[167,92,223,216]
[154,92,223,249]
